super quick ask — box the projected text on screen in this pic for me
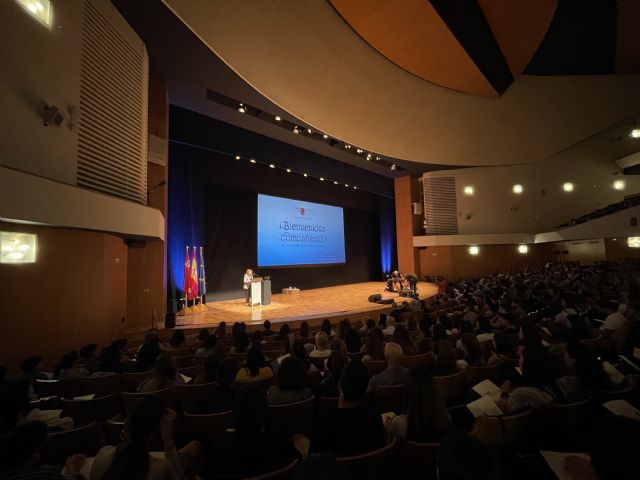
[257,194,346,267]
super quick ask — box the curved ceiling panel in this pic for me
[162,0,640,167]
[329,0,498,97]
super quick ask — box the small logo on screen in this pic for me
[299,207,305,216]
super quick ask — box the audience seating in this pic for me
[307,370,323,387]
[473,408,534,452]
[35,378,81,399]
[263,340,284,351]
[79,373,121,397]
[336,438,397,480]
[183,410,233,444]
[121,388,173,416]
[317,396,339,417]
[347,351,364,361]
[174,355,196,368]
[39,421,106,465]
[179,382,217,412]
[166,348,192,357]
[401,353,430,368]
[364,359,387,376]
[105,418,125,445]
[178,365,202,381]
[234,376,274,393]
[242,459,299,480]
[595,376,637,404]
[120,371,152,392]
[60,394,119,426]
[434,369,467,405]
[228,352,247,364]
[399,440,439,480]
[536,395,593,450]
[309,357,326,372]
[466,361,503,386]
[373,385,407,414]
[269,395,315,436]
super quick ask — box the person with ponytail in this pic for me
[90,396,202,479]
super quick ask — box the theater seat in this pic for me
[269,395,315,436]
[364,360,387,377]
[537,395,593,450]
[121,388,173,416]
[183,410,233,444]
[179,382,217,412]
[402,354,431,368]
[337,439,397,480]
[242,459,299,480]
[35,378,81,399]
[373,385,407,414]
[399,440,439,480]
[79,373,121,397]
[39,421,106,465]
[466,361,503,386]
[473,408,534,452]
[60,394,119,426]
[234,376,274,393]
[120,371,152,392]
[434,369,467,405]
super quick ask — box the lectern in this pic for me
[250,277,272,306]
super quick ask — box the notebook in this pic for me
[466,395,503,418]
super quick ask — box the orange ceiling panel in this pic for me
[330,0,498,96]
[477,0,558,76]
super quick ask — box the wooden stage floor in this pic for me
[176,281,437,328]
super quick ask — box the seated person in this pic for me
[458,333,483,367]
[311,360,385,456]
[78,344,99,373]
[392,324,418,356]
[192,354,218,385]
[555,341,611,402]
[312,352,346,398]
[291,341,319,374]
[267,356,312,405]
[137,355,184,393]
[96,345,130,374]
[298,321,313,341]
[386,368,453,442]
[229,331,250,354]
[90,396,202,479]
[345,328,362,355]
[212,385,300,477]
[438,432,501,480]
[368,342,408,391]
[430,340,460,376]
[193,359,238,414]
[310,332,332,359]
[486,332,519,365]
[53,350,89,380]
[362,328,386,362]
[194,335,217,360]
[262,320,275,337]
[162,330,187,352]
[235,346,273,382]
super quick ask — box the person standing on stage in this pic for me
[243,268,254,306]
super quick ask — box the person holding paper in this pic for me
[243,268,254,305]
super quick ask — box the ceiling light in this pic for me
[250,159,256,164]
[323,134,328,139]
[512,184,523,194]
[353,186,357,190]
[238,103,246,113]
[628,237,640,248]
[468,246,480,255]
[562,182,574,192]
[320,177,325,181]
[366,154,372,160]
[517,244,529,254]
[376,156,380,161]
[1,232,37,264]
[307,128,312,134]
[345,184,349,187]
[463,186,474,196]
[390,164,396,171]
[16,0,52,27]
[269,164,275,169]
[613,179,625,190]
[303,173,308,177]
[235,155,241,160]
[286,168,291,173]
[356,148,363,153]
[630,129,640,138]
[275,116,281,121]
[293,126,300,134]
[345,144,351,149]
[333,181,338,185]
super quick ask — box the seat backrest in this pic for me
[337,439,397,480]
[263,340,284,351]
[538,396,593,450]
[121,388,172,416]
[60,394,119,426]
[402,354,430,368]
[179,382,218,412]
[35,378,81,399]
[466,361,503,386]
[269,395,315,436]
[373,385,407,414]
[318,396,339,417]
[120,371,152,392]
[183,410,233,443]
[364,360,388,377]
[233,376,274,393]
[595,376,636,403]
[244,459,299,480]
[39,421,106,465]
[79,373,121,397]
[473,408,534,452]
[228,352,247,365]
[400,440,439,480]
[174,355,196,368]
[347,351,364,361]
[178,365,202,381]
[434,369,467,405]
[309,357,326,372]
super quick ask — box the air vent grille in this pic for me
[423,176,459,235]
[77,0,148,204]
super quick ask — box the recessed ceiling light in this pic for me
[323,134,328,139]
[376,156,380,161]
[269,164,275,169]
[630,128,640,138]
[517,244,529,254]
[303,173,308,177]
[512,184,523,194]
[345,184,349,187]
[353,186,357,190]
[286,168,291,173]
[366,154,372,160]
[320,177,325,181]
[307,128,312,134]
[293,126,299,134]
[356,148,363,153]
[562,182,574,192]
[613,179,625,190]
[333,181,338,185]
[390,164,396,171]
[250,159,256,164]
[238,103,246,113]
[235,155,240,160]
[463,186,474,196]
[628,237,640,248]
[468,245,480,255]
[275,116,281,121]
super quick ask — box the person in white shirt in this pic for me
[600,303,627,343]
[243,269,253,306]
[310,332,332,359]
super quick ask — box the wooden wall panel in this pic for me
[395,176,420,275]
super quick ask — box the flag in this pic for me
[199,246,207,301]
[191,246,199,299]
[183,246,193,301]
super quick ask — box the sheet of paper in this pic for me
[603,400,640,420]
[179,373,192,383]
[515,366,523,376]
[602,361,625,384]
[73,394,95,401]
[633,347,640,360]
[540,450,590,480]
[472,379,500,397]
[467,395,503,418]
[476,333,494,343]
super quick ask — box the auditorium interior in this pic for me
[2,1,640,479]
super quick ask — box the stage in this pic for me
[176,281,437,328]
